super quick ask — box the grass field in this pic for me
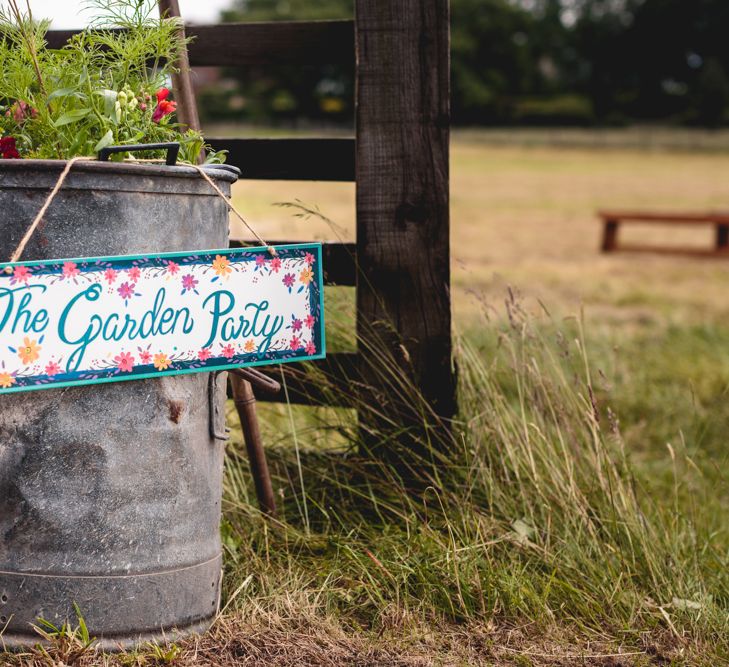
[228,131,729,664]
[5,131,729,665]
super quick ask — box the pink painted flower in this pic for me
[304,252,315,265]
[292,318,302,332]
[128,267,141,282]
[139,350,153,364]
[62,261,79,279]
[290,336,301,350]
[283,273,295,289]
[166,261,180,275]
[104,268,118,284]
[270,257,282,272]
[305,314,316,329]
[198,347,212,361]
[11,265,30,285]
[182,274,198,292]
[118,282,135,299]
[305,341,316,355]
[255,255,266,269]
[44,361,61,376]
[114,351,134,373]
[221,344,236,359]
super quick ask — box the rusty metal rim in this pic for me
[0,616,217,652]
[0,159,239,183]
[0,553,222,580]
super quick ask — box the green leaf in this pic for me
[47,87,78,102]
[93,129,114,152]
[95,89,117,117]
[53,109,91,127]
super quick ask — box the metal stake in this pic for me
[157,0,278,517]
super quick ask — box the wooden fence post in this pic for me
[355,0,456,446]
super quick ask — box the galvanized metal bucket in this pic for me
[0,159,238,649]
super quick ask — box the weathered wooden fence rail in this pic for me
[46,4,455,441]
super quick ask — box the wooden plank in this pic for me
[716,224,729,250]
[598,210,729,224]
[186,21,354,67]
[252,353,358,406]
[229,239,356,286]
[608,244,729,258]
[355,0,456,439]
[209,138,355,182]
[601,220,619,252]
[45,20,355,67]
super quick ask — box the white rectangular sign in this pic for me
[0,243,325,393]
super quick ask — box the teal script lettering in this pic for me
[203,291,284,353]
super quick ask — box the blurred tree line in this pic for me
[199,0,729,127]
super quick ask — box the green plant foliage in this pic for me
[0,0,224,163]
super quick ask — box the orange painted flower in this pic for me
[153,353,171,371]
[18,337,41,364]
[0,372,15,388]
[299,267,313,285]
[212,255,232,278]
[244,339,255,353]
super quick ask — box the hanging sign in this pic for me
[0,243,325,394]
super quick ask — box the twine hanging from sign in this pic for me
[4,157,276,274]
[3,156,89,271]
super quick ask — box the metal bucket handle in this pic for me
[98,142,180,166]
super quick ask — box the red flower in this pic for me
[305,314,316,329]
[198,347,212,361]
[292,318,302,332]
[270,257,282,273]
[305,341,316,355]
[0,136,20,159]
[11,265,30,285]
[152,88,177,122]
[166,260,180,275]
[139,349,153,364]
[290,336,301,350]
[221,344,236,359]
[128,267,141,281]
[62,261,79,279]
[104,268,118,284]
[45,361,62,376]
[114,351,135,373]
[304,252,315,265]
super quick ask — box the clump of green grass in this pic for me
[217,293,728,663]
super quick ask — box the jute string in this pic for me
[3,157,275,274]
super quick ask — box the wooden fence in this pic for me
[47,1,456,439]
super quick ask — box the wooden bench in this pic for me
[599,210,729,257]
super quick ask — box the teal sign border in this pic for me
[0,243,325,394]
